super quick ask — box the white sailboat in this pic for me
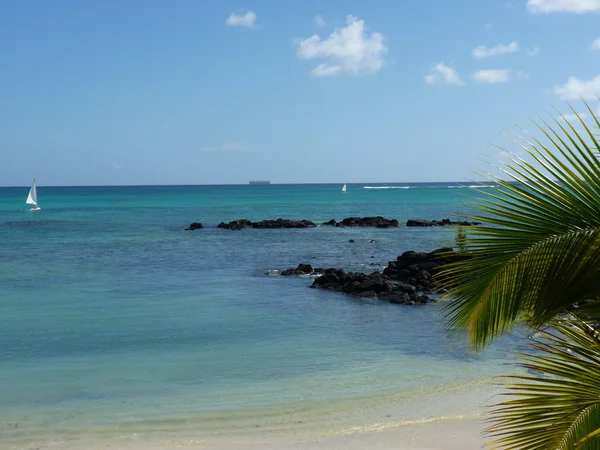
[26,178,40,211]
[341,183,347,194]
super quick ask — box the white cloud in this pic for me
[472,42,519,59]
[311,64,342,77]
[315,15,326,27]
[473,69,511,84]
[554,74,600,100]
[527,0,600,13]
[112,163,122,170]
[226,11,257,28]
[527,46,540,56]
[560,112,588,122]
[295,15,387,77]
[591,38,600,50]
[203,142,248,152]
[425,63,464,86]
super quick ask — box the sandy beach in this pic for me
[4,416,489,450]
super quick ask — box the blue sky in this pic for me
[1,0,599,186]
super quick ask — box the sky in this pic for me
[1,0,599,186]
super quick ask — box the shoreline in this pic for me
[3,379,500,450]
[2,416,489,449]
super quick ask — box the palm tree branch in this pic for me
[484,318,600,450]
[441,228,600,349]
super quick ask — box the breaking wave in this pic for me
[363,186,410,189]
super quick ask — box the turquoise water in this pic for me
[0,183,525,446]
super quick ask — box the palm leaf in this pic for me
[439,103,600,350]
[485,316,600,450]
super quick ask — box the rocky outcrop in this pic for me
[382,248,471,292]
[271,248,472,305]
[279,264,324,276]
[273,265,431,305]
[252,219,316,229]
[311,269,430,305]
[217,219,253,230]
[185,222,204,230]
[218,219,316,230]
[406,219,480,227]
[322,216,400,228]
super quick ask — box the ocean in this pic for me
[0,183,527,448]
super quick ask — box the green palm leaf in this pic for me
[485,316,600,450]
[440,103,600,351]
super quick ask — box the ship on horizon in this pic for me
[249,180,271,185]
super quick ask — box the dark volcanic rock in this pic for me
[322,216,400,228]
[252,219,316,229]
[218,219,252,230]
[280,263,318,276]
[382,247,471,292]
[406,219,481,227]
[218,218,316,230]
[310,269,431,305]
[185,222,204,230]
[272,248,473,305]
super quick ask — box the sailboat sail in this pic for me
[341,183,347,194]
[26,179,38,207]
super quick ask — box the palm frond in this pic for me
[440,103,600,350]
[485,316,600,450]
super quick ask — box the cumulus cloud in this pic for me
[473,69,511,84]
[226,11,257,28]
[425,63,464,86]
[315,15,326,27]
[472,42,519,59]
[591,38,600,50]
[527,46,540,56]
[295,15,387,77]
[527,0,600,13]
[203,142,248,152]
[554,74,600,100]
[311,64,342,77]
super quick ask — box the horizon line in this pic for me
[0,180,495,188]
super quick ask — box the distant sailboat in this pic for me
[26,178,40,211]
[341,183,347,194]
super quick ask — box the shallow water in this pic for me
[0,183,525,446]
